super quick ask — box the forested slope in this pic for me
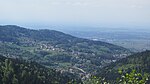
[0,55,82,84]
[96,50,150,83]
[0,25,131,75]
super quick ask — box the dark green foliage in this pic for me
[96,50,150,83]
[0,56,82,84]
[83,76,108,84]
[84,69,149,84]
[117,69,149,84]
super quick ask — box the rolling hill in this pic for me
[0,25,131,76]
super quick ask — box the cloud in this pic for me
[130,5,143,9]
[0,0,150,27]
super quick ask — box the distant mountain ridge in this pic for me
[0,25,131,76]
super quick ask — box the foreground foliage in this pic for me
[85,69,149,84]
[117,69,149,84]
[96,50,150,83]
[0,56,82,84]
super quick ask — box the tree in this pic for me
[2,59,14,84]
[12,75,18,84]
[117,69,149,84]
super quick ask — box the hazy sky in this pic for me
[0,0,150,29]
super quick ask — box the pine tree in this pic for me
[2,59,14,84]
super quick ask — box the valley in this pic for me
[0,0,149,83]
[0,25,149,84]
[0,25,131,77]
[66,28,150,52]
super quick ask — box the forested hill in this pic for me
[97,50,150,82]
[0,25,131,75]
[0,55,82,84]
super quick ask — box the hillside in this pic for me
[96,50,150,83]
[0,55,82,84]
[0,25,131,76]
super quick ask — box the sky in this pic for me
[0,0,150,29]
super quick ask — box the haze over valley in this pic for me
[64,27,150,52]
[0,0,150,83]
